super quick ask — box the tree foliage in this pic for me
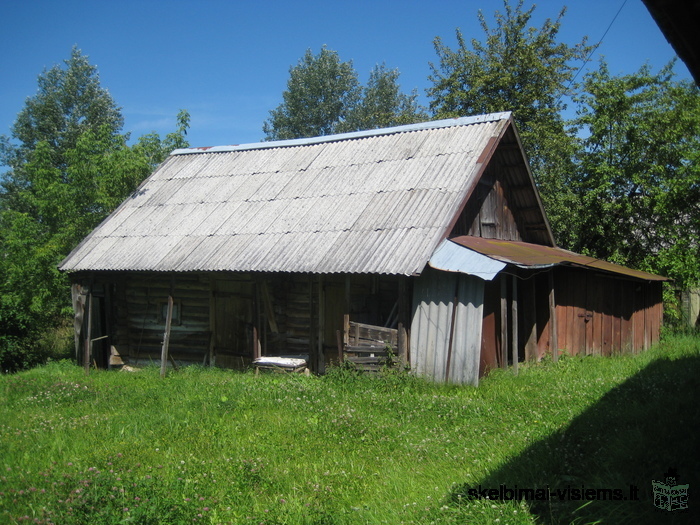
[338,63,428,132]
[10,46,124,168]
[263,47,426,140]
[263,47,361,140]
[427,0,591,244]
[570,61,700,291]
[0,49,189,371]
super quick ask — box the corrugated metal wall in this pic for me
[411,267,484,385]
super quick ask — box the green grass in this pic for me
[1,335,699,524]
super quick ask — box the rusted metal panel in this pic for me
[451,236,668,282]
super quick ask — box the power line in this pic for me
[564,0,629,94]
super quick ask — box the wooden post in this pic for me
[525,277,538,361]
[318,275,324,374]
[548,271,558,362]
[252,326,260,359]
[343,314,350,347]
[511,275,519,375]
[84,291,93,375]
[445,277,460,383]
[500,277,508,368]
[398,322,407,367]
[336,330,343,364]
[309,275,316,373]
[161,295,174,378]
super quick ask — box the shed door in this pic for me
[558,269,607,356]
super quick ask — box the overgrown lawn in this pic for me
[1,336,698,524]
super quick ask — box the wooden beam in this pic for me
[317,274,325,374]
[84,291,93,375]
[548,271,558,362]
[398,322,407,367]
[500,277,508,368]
[160,295,174,378]
[336,329,343,364]
[511,275,519,375]
[252,326,260,360]
[445,276,460,382]
[525,277,538,361]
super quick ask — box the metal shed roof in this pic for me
[60,113,513,275]
[449,236,669,282]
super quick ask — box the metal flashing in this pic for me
[170,113,512,155]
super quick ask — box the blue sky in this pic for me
[1,0,691,150]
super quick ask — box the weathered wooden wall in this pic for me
[73,271,407,370]
[478,267,664,375]
[554,267,663,355]
[120,273,211,364]
[452,163,523,241]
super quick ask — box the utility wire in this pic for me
[562,0,629,96]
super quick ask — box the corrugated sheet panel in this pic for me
[60,114,510,274]
[429,239,506,280]
[451,236,669,281]
[411,267,485,385]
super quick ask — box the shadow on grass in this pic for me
[449,355,700,524]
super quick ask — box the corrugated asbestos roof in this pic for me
[450,236,669,282]
[60,113,512,275]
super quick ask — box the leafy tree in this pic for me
[10,46,123,168]
[338,63,428,132]
[570,60,700,292]
[427,0,591,244]
[0,49,189,372]
[263,46,361,140]
[263,48,427,139]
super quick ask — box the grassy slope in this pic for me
[1,335,698,524]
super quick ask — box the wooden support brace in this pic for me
[160,295,174,378]
[511,275,519,375]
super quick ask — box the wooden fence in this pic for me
[337,314,407,372]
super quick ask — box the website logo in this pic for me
[652,468,689,512]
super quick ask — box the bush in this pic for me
[0,322,73,374]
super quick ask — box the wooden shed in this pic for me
[59,113,667,384]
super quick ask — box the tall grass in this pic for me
[1,335,698,524]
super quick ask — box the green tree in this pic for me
[263,46,361,140]
[570,60,700,292]
[263,48,427,140]
[338,63,428,132]
[427,0,591,245]
[0,49,189,371]
[10,46,123,168]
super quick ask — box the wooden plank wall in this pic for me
[553,267,663,356]
[451,163,523,241]
[479,268,663,378]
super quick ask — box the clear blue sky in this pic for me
[0,0,691,150]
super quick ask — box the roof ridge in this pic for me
[171,112,512,156]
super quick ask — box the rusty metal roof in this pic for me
[450,236,669,281]
[60,113,514,275]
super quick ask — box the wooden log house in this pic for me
[60,113,667,385]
